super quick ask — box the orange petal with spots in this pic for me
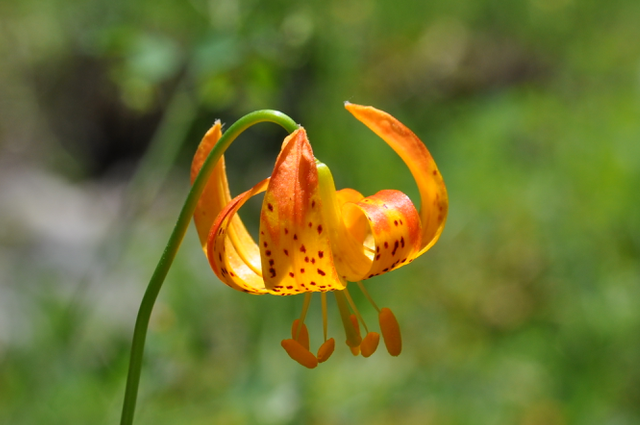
[259,128,345,295]
[207,178,270,294]
[191,122,261,269]
[345,103,448,255]
[352,189,422,279]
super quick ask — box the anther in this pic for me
[317,338,335,363]
[291,319,310,350]
[360,332,380,357]
[281,339,318,369]
[379,308,402,356]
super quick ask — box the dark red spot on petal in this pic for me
[311,200,316,208]
[293,234,298,240]
[432,170,437,175]
[286,286,293,289]
[317,225,323,234]
[300,245,306,253]
[300,268,305,273]
[263,241,268,247]
[318,251,324,258]
[265,250,272,256]
[310,281,316,286]
[317,269,326,276]
[269,268,276,278]
[305,257,309,262]
[289,272,295,277]
[394,220,398,226]
[284,249,289,256]
[384,242,389,249]
[400,237,405,248]
[267,203,274,212]
[311,258,316,264]
[308,222,313,227]
[269,259,274,266]
[285,228,289,234]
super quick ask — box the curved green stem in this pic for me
[120,110,299,425]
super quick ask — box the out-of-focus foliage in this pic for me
[1,0,640,424]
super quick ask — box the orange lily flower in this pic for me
[191,103,448,367]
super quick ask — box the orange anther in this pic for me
[317,338,335,363]
[291,319,310,350]
[281,339,318,369]
[379,308,402,356]
[360,332,380,357]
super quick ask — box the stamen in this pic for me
[357,281,380,312]
[316,292,334,362]
[317,338,335,363]
[349,314,362,356]
[343,287,369,333]
[334,290,362,348]
[379,307,402,356]
[295,292,313,340]
[321,292,328,342]
[281,339,318,369]
[360,332,380,357]
[291,319,310,351]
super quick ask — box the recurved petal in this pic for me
[191,122,226,250]
[259,129,345,295]
[207,178,269,294]
[191,122,261,265]
[345,103,448,255]
[350,189,422,279]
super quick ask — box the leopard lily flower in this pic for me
[191,103,448,368]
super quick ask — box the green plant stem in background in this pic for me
[119,110,299,425]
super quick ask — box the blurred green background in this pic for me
[1,0,640,423]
